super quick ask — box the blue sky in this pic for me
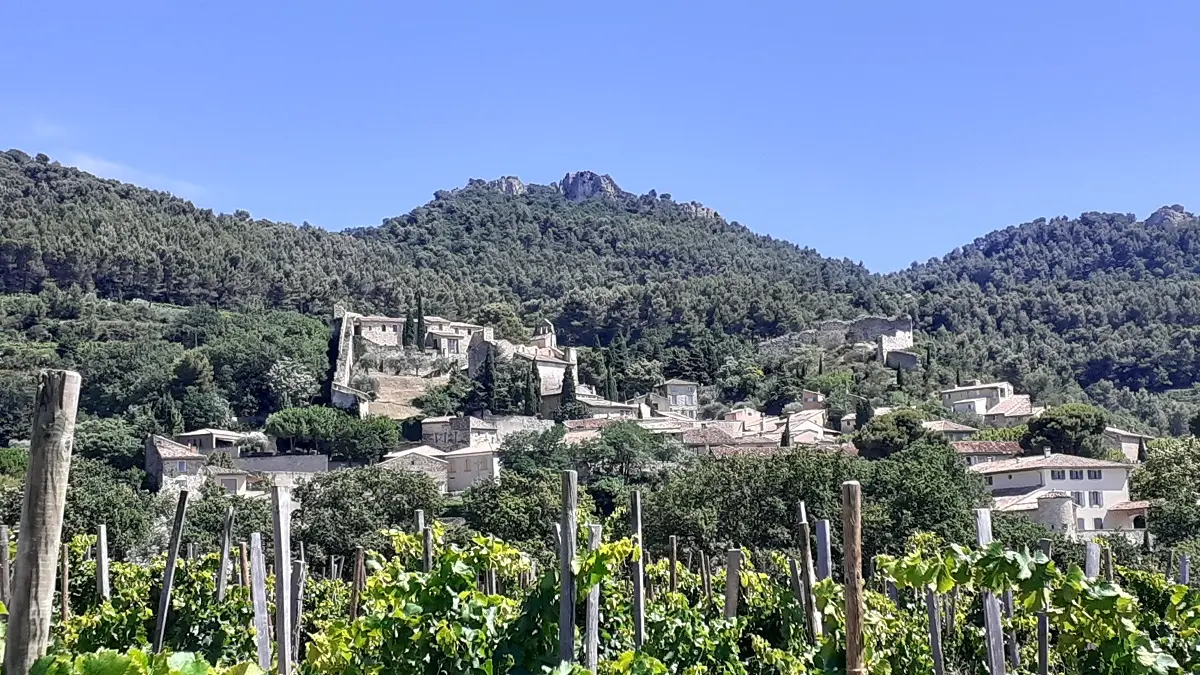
[3,1,1197,272]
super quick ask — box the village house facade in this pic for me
[1102,426,1154,463]
[379,446,449,493]
[923,420,978,442]
[145,435,207,490]
[939,380,1044,427]
[971,451,1148,540]
[652,379,700,419]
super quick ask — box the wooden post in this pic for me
[4,370,80,675]
[58,543,69,621]
[815,519,832,580]
[152,489,189,653]
[415,509,425,533]
[250,533,271,670]
[700,550,712,600]
[585,524,602,672]
[630,490,646,648]
[797,507,822,638]
[1003,590,1020,670]
[1085,542,1100,579]
[669,535,678,593]
[842,481,866,675]
[422,526,433,573]
[787,558,803,603]
[1102,547,1114,582]
[186,543,195,560]
[290,560,306,663]
[96,523,110,600]
[349,546,364,619]
[0,525,10,607]
[272,486,293,675]
[975,509,1006,675]
[240,541,251,588]
[559,470,578,664]
[216,507,234,602]
[1037,539,1051,675]
[925,589,945,675]
[1181,555,1191,584]
[723,549,742,619]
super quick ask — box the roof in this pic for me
[952,441,1021,456]
[204,466,249,476]
[377,453,448,469]
[384,445,447,460]
[710,445,786,459]
[939,381,1011,395]
[660,378,698,387]
[149,435,205,460]
[923,420,978,433]
[564,418,617,431]
[1109,500,1151,512]
[174,428,244,439]
[1104,426,1154,440]
[969,453,1131,475]
[563,429,601,445]
[423,416,454,424]
[234,455,329,474]
[985,395,1035,418]
[683,427,736,446]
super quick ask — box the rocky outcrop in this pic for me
[560,171,622,202]
[680,201,719,220]
[487,176,526,196]
[1146,205,1192,227]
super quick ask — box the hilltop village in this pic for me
[135,305,1158,545]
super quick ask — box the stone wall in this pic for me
[884,348,920,370]
[784,315,913,351]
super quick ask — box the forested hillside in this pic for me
[4,148,1200,431]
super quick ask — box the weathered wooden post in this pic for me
[59,543,69,621]
[414,509,425,533]
[1037,539,1051,675]
[153,489,190,653]
[585,524,602,672]
[843,481,866,675]
[975,509,1006,675]
[796,502,821,638]
[216,507,234,601]
[925,589,945,675]
[0,524,10,607]
[1102,547,1114,582]
[669,535,678,593]
[1181,555,1191,584]
[1085,542,1100,579]
[96,523,110,600]
[422,526,433,573]
[349,546,364,619]
[4,370,80,675]
[700,550,712,600]
[1003,590,1020,669]
[724,549,742,619]
[815,519,832,580]
[559,470,578,664]
[272,486,293,675]
[290,560,306,663]
[630,490,646,648]
[240,541,251,588]
[249,533,271,670]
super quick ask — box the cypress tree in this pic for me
[896,366,905,388]
[780,417,791,448]
[605,351,619,402]
[415,293,427,350]
[524,363,541,416]
[479,345,498,413]
[556,367,586,421]
[818,353,824,375]
[402,309,417,348]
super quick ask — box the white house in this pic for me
[939,380,1044,427]
[443,447,500,493]
[970,451,1148,539]
[951,440,1021,465]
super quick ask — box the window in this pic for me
[1089,491,1103,507]
[1071,491,1084,507]
[221,478,238,493]
[1051,470,1065,480]
[1069,470,1084,480]
[1093,518,1104,531]
[177,460,189,473]
[1087,470,1102,480]
[985,476,993,486]
[1077,518,1085,530]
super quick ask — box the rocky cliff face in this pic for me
[680,201,719,220]
[560,171,623,202]
[487,176,526,196]
[1146,204,1192,227]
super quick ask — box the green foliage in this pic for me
[460,469,596,554]
[1022,403,1109,458]
[292,466,443,563]
[74,417,145,471]
[973,424,1027,441]
[1133,437,1200,546]
[853,409,930,460]
[473,303,532,343]
[263,406,398,462]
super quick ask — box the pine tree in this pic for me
[818,354,824,375]
[415,293,427,350]
[523,363,541,416]
[402,309,417,348]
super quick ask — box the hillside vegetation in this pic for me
[4,148,1200,431]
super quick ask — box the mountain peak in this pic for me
[1146,204,1192,228]
[560,171,623,202]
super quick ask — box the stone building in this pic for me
[940,380,1044,427]
[379,446,449,493]
[923,420,978,442]
[145,435,207,491]
[467,319,579,397]
[652,379,700,419]
[1102,426,1154,463]
[173,428,246,457]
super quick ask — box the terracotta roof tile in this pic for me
[952,441,1022,456]
[969,453,1131,475]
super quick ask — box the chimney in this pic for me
[1042,447,1051,457]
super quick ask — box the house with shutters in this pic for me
[970,450,1148,541]
[145,435,207,491]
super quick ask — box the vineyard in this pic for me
[5,374,1200,675]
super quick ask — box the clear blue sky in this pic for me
[3,1,1197,271]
